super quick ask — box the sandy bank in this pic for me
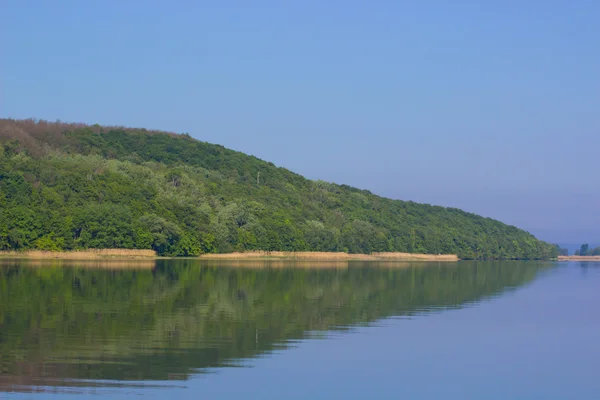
[198,251,459,262]
[558,255,600,262]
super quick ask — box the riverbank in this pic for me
[0,250,458,262]
[558,255,600,262]
[197,251,459,262]
[0,249,157,259]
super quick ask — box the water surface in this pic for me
[0,259,598,398]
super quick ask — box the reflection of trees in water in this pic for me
[0,260,552,389]
[577,261,600,277]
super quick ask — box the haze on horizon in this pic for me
[3,1,599,244]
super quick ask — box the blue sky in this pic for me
[3,1,599,244]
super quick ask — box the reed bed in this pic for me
[0,250,458,270]
[0,249,157,260]
[199,251,458,262]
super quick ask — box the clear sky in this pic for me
[2,1,599,244]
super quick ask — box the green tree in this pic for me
[137,214,181,256]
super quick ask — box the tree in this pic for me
[136,214,181,256]
[555,245,569,256]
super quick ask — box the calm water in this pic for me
[0,259,598,399]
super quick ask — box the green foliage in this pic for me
[33,232,64,251]
[556,245,569,256]
[0,119,558,259]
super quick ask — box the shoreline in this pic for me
[0,250,458,262]
[557,255,600,262]
[197,251,459,262]
[0,249,157,260]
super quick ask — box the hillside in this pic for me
[0,119,557,259]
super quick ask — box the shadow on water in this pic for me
[0,259,554,392]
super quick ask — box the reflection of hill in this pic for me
[0,259,551,390]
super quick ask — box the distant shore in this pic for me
[0,250,458,262]
[558,255,600,262]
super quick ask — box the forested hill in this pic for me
[0,119,557,259]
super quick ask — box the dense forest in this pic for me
[0,119,557,259]
[0,260,551,386]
